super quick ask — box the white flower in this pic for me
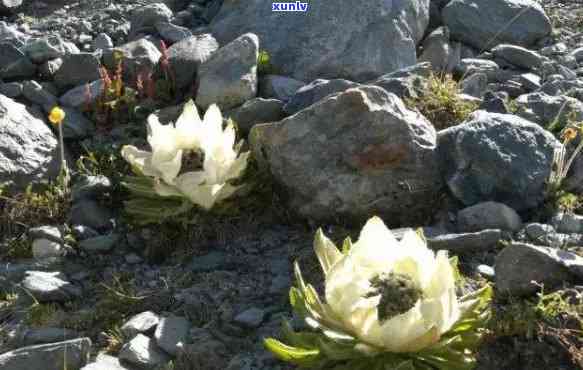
[314,216,460,353]
[152,104,250,209]
[121,100,212,184]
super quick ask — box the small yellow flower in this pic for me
[48,107,66,125]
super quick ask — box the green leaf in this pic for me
[124,197,193,224]
[449,256,463,283]
[281,321,322,349]
[264,338,321,366]
[289,287,309,320]
[122,176,162,199]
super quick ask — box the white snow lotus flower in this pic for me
[265,216,492,370]
[153,105,250,210]
[121,100,250,220]
[121,100,205,184]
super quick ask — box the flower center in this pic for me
[364,272,423,323]
[181,149,204,173]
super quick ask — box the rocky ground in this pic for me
[0,0,582,369]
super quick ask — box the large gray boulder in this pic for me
[250,86,442,225]
[0,94,61,191]
[442,0,552,50]
[196,33,258,110]
[210,0,430,82]
[438,111,559,212]
[0,338,91,370]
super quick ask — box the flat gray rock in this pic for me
[0,337,91,370]
[495,243,582,297]
[20,271,81,303]
[21,327,79,346]
[491,44,543,70]
[427,229,503,253]
[457,201,522,232]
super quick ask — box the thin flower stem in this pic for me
[58,123,69,192]
[562,141,583,179]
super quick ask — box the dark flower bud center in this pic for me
[181,149,204,173]
[364,272,423,323]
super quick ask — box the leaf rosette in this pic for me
[265,217,492,370]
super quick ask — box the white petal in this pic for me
[202,104,224,149]
[121,145,156,176]
[398,231,436,288]
[350,216,400,271]
[147,115,180,164]
[174,172,236,210]
[222,122,237,149]
[314,229,343,276]
[154,180,183,198]
[175,170,207,189]
[364,302,433,352]
[154,149,183,184]
[325,255,374,323]
[175,100,203,150]
[224,151,250,181]
[420,251,460,334]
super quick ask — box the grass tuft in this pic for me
[405,73,478,130]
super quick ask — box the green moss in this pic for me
[490,289,583,339]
